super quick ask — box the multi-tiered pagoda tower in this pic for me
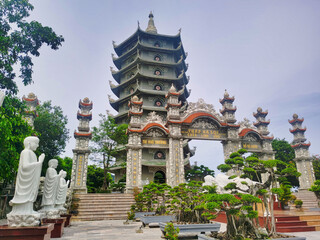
[71,98,93,193]
[22,92,39,128]
[109,13,191,185]
[289,114,315,189]
[109,12,190,124]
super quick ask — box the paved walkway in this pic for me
[1,219,320,239]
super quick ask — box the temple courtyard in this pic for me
[1,218,320,240]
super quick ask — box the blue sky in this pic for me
[16,0,320,171]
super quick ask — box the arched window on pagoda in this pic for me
[154,99,163,107]
[154,55,161,61]
[154,41,161,47]
[154,84,162,91]
[154,151,165,159]
[154,69,162,76]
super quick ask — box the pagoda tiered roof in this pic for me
[112,41,186,69]
[291,142,311,148]
[79,98,93,109]
[77,111,92,121]
[253,120,270,127]
[220,106,237,114]
[289,127,307,133]
[111,55,187,81]
[74,131,92,138]
[253,110,268,118]
[113,26,184,57]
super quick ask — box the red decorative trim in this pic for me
[74,132,92,137]
[253,112,268,118]
[219,97,235,104]
[128,110,143,115]
[166,92,180,98]
[253,121,270,126]
[130,101,143,105]
[80,101,93,107]
[128,123,169,134]
[263,136,274,140]
[291,143,311,148]
[182,112,227,126]
[290,128,306,133]
[239,128,261,138]
[166,102,182,107]
[22,97,39,105]
[220,107,237,114]
[289,118,304,124]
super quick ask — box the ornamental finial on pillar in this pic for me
[146,11,157,34]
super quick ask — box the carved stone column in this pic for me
[289,114,315,189]
[71,98,92,194]
[126,96,143,193]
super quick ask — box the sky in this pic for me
[14,0,320,172]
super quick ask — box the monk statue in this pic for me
[40,159,62,218]
[55,170,70,213]
[7,136,44,227]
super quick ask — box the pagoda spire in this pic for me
[146,11,157,34]
[219,89,237,124]
[289,113,315,189]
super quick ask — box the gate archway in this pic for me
[125,90,274,192]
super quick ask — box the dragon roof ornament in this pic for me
[145,111,165,125]
[183,98,223,121]
[239,118,258,132]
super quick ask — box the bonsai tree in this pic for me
[217,149,301,237]
[131,182,171,214]
[204,192,264,239]
[294,199,303,208]
[185,164,215,182]
[309,180,320,198]
[166,181,208,223]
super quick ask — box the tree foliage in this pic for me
[86,165,112,193]
[185,164,215,182]
[34,101,70,175]
[0,95,33,185]
[91,114,128,190]
[312,154,320,180]
[0,0,64,94]
[56,156,72,181]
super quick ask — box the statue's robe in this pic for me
[11,149,42,204]
[56,178,68,206]
[41,167,60,206]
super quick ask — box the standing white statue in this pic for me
[40,159,62,218]
[55,170,69,213]
[7,136,44,227]
[0,90,4,107]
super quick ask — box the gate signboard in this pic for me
[181,127,227,140]
[241,142,262,151]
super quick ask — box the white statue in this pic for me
[0,90,4,107]
[55,170,69,213]
[203,173,261,194]
[40,159,62,218]
[7,136,44,227]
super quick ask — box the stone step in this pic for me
[276,221,308,227]
[275,216,300,222]
[79,200,135,204]
[276,225,315,232]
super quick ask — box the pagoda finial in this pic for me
[146,11,157,34]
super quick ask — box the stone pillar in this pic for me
[22,92,39,128]
[166,85,184,186]
[289,114,315,189]
[126,96,143,192]
[70,98,93,193]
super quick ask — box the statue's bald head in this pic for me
[24,136,39,148]
[48,159,58,168]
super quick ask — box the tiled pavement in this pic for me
[1,219,320,239]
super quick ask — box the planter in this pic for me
[160,222,221,235]
[134,212,155,219]
[0,224,54,240]
[42,217,66,238]
[197,234,306,240]
[140,215,176,227]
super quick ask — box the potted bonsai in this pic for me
[159,181,220,236]
[294,199,303,208]
[133,182,175,226]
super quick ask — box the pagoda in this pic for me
[289,114,315,189]
[109,13,192,186]
[70,97,93,193]
[109,12,190,124]
[22,92,39,128]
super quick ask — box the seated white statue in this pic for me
[55,170,69,212]
[40,159,62,212]
[7,136,44,226]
